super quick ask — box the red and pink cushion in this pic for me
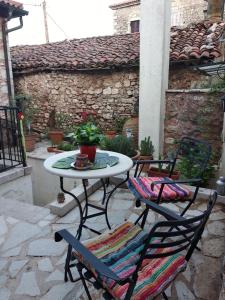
[128,177,191,202]
[73,222,187,300]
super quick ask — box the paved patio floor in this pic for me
[0,186,225,300]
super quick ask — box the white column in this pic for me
[139,0,171,157]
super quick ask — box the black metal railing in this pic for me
[0,106,26,172]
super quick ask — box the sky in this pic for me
[8,0,115,46]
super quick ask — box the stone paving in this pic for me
[0,186,225,300]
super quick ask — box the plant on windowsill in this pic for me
[71,122,103,162]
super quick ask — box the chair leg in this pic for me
[162,291,169,300]
[64,245,73,282]
[77,264,92,300]
[141,208,149,229]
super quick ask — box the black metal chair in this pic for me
[128,137,212,225]
[55,192,217,300]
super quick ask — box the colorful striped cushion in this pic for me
[73,222,187,300]
[128,177,191,202]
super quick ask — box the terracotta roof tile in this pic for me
[11,21,225,74]
[0,0,23,9]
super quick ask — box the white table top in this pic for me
[43,150,133,179]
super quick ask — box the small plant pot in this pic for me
[105,130,116,139]
[47,147,63,153]
[147,167,180,180]
[80,145,97,162]
[139,155,153,172]
[24,134,36,152]
[48,130,64,145]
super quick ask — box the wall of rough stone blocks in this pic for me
[169,66,211,89]
[164,90,224,161]
[14,68,223,161]
[171,0,207,26]
[112,0,208,34]
[14,70,139,132]
[0,18,9,106]
[112,4,140,34]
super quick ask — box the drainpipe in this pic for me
[2,16,24,105]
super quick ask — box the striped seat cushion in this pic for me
[73,222,187,300]
[128,177,191,202]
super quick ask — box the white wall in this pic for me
[139,0,171,157]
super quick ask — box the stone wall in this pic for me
[171,0,207,26]
[111,0,208,34]
[169,66,211,89]
[164,90,224,161]
[112,4,140,34]
[14,69,139,132]
[0,18,9,106]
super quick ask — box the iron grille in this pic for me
[0,106,26,172]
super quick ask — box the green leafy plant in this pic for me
[15,94,38,134]
[72,122,103,146]
[114,117,127,134]
[176,152,216,187]
[57,142,75,151]
[101,135,136,157]
[140,136,154,156]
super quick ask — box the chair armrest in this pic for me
[151,178,202,190]
[140,198,184,221]
[135,159,173,165]
[55,229,122,282]
[134,160,173,177]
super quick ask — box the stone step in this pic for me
[0,197,50,224]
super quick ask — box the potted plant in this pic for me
[72,122,103,162]
[147,154,180,180]
[139,136,154,172]
[101,135,140,160]
[48,109,69,145]
[15,94,38,152]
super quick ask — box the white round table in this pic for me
[44,150,133,179]
[44,150,133,238]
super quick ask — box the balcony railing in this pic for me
[0,106,26,172]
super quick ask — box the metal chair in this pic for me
[128,137,212,225]
[55,192,217,300]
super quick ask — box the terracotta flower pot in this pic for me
[147,167,180,180]
[48,130,64,145]
[80,145,97,162]
[47,147,63,153]
[24,134,36,152]
[139,155,153,172]
[105,130,116,139]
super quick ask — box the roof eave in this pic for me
[109,0,140,10]
[0,3,28,19]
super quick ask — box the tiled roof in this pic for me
[11,21,225,74]
[0,0,28,18]
[109,0,140,9]
[170,21,225,61]
[0,0,23,9]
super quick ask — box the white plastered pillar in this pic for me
[139,0,171,157]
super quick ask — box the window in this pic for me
[130,20,140,33]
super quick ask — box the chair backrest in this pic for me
[170,136,212,179]
[140,192,217,263]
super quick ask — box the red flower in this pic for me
[18,112,24,120]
